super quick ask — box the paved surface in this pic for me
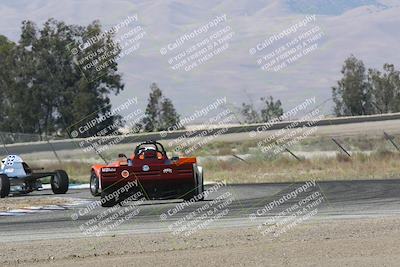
[1,179,400,242]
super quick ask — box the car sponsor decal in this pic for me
[142,165,150,172]
[163,168,173,174]
[121,170,130,178]
[102,167,116,173]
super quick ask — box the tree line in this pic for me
[1,19,395,138]
[0,19,124,138]
[332,55,400,116]
[0,19,284,137]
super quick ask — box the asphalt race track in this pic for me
[1,179,400,242]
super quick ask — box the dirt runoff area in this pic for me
[0,197,73,211]
[2,216,400,267]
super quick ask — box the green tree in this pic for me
[332,55,374,116]
[241,103,260,123]
[160,98,180,131]
[138,83,181,132]
[0,19,124,137]
[142,83,163,132]
[260,96,283,122]
[368,64,400,113]
[240,96,283,123]
[0,35,16,131]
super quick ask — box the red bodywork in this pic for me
[92,149,198,200]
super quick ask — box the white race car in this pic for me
[0,155,69,198]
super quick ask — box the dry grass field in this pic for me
[26,134,400,184]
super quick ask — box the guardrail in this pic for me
[2,112,400,155]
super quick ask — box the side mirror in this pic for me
[118,153,127,159]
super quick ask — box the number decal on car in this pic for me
[6,155,15,166]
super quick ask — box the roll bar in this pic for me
[134,140,168,158]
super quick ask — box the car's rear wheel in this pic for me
[0,174,10,198]
[101,189,117,207]
[90,171,100,197]
[195,166,204,201]
[183,165,204,201]
[51,170,69,194]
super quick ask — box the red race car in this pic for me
[90,141,204,207]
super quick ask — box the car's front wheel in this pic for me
[0,174,10,198]
[90,171,100,197]
[51,170,69,194]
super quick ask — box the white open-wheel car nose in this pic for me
[0,155,70,198]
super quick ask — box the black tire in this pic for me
[51,170,69,194]
[184,165,204,202]
[101,190,117,207]
[0,174,10,198]
[90,171,100,197]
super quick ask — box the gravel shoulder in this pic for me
[0,196,73,211]
[2,215,400,266]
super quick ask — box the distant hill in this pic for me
[0,0,399,119]
[286,0,385,15]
